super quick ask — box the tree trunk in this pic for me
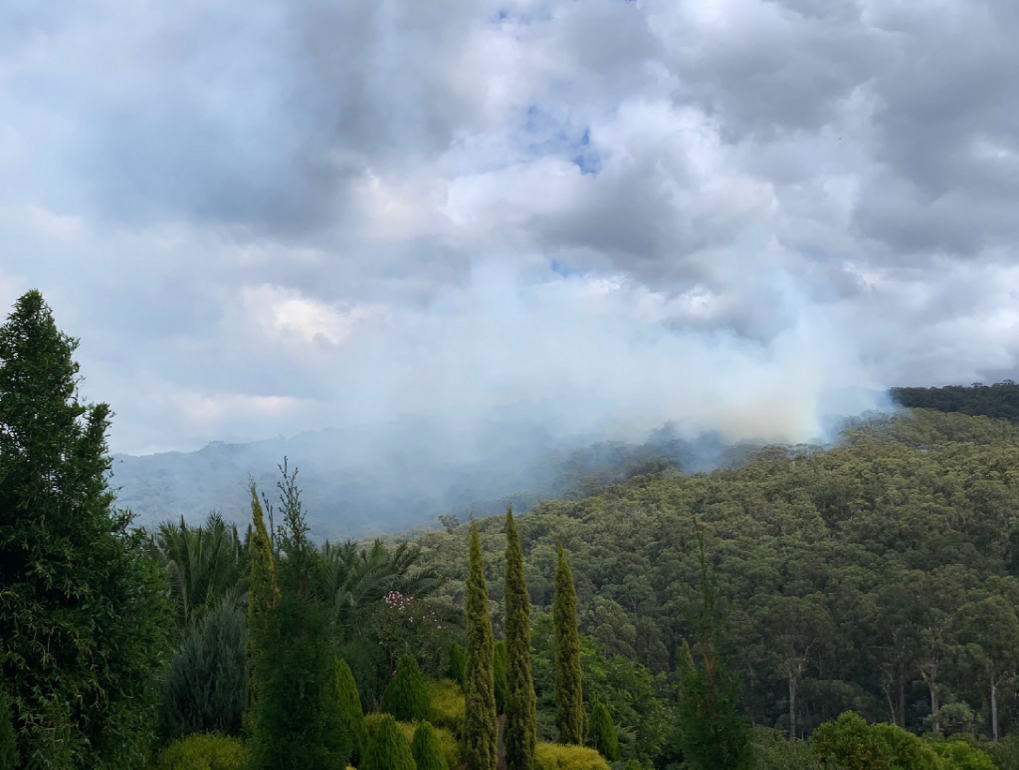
[991,673,999,743]
[927,681,939,733]
[898,677,906,727]
[788,674,797,740]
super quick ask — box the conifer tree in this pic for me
[411,721,449,770]
[362,714,416,770]
[243,483,278,736]
[504,508,537,770]
[448,643,466,686]
[494,640,509,713]
[382,654,431,722]
[554,543,585,744]
[0,686,17,770]
[335,658,369,766]
[588,701,620,761]
[246,467,350,770]
[463,524,498,770]
[0,291,171,768]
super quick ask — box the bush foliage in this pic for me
[382,654,431,723]
[534,742,610,770]
[152,733,248,770]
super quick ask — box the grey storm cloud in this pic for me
[2,0,1019,456]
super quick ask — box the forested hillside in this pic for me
[892,381,1019,423]
[414,409,1019,744]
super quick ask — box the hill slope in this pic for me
[415,409,1019,739]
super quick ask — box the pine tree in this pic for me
[382,654,431,722]
[0,291,171,768]
[362,714,416,770]
[463,524,498,770]
[504,509,537,770]
[0,685,17,770]
[554,543,585,744]
[411,721,449,770]
[335,659,369,766]
[247,466,350,770]
[494,640,509,713]
[448,643,466,686]
[588,701,620,761]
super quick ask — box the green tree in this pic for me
[160,597,247,738]
[588,701,620,761]
[412,721,450,770]
[145,513,248,633]
[0,290,171,769]
[811,712,891,770]
[953,595,1019,742]
[504,509,537,770]
[362,714,416,770]
[463,524,498,770]
[675,523,752,770]
[246,466,350,770]
[0,684,17,770]
[383,654,431,722]
[335,658,369,766]
[554,543,585,744]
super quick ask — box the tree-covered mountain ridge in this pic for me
[412,409,1019,741]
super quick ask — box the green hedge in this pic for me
[534,743,610,770]
[364,714,460,770]
[153,733,248,770]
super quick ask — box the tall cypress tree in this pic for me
[554,542,585,744]
[463,524,498,770]
[243,483,279,737]
[0,291,171,768]
[504,508,537,770]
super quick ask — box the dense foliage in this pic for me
[0,291,171,769]
[412,721,450,770]
[892,382,1019,423]
[152,733,248,770]
[335,658,369,765]
[415,409,1019,747]
[586,702,619,761]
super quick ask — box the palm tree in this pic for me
[146,512,249,631]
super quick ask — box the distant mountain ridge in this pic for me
[110,417,769,539]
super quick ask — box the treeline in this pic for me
[892,380,1019,423]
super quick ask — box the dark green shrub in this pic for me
[0,686,17,770]
[412,721,449,770]
[153,733,248,770]
[750,727,817,770]
[362,714,416,770]
[448,643,466,687]
[587,702,619,762]
[534,743,610,770]
[931,741,995,770]
[335,659,369,766]
[161,598,246,739]
[382,654,430,722]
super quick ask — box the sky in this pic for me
[3,0,1019,455]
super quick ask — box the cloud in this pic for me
[2,0,1019,456]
